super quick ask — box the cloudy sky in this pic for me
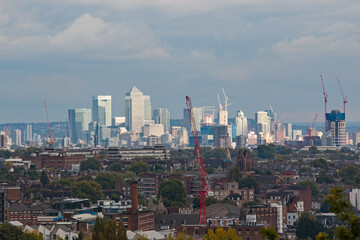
[1,0,360,123]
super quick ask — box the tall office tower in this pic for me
[144,95,152,121]
[213,125,231,148]
[15,129,21,146]
[218,109,228,125]
[26,124,32,142]
[68,108,92,143]
[92,95,112,126]
[275,123,286,144]
[265,109,277,137]
[235,110,248,136]
[255,111,270,135]
[153,108,170,133]
[285,123,293,140]
[325,110,346,147]
[184,107,203,133]
[125,86,152,132]
[112,117,125,126]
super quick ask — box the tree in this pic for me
[320,186,360,240]
[129,161,150,175]
[0,224,24,240]
[117,220,128,240]
[95,172,123,190]
[259,227,280,240]
[298,180,320,198]
[80,158,101,171]
[238,177,260,194]
[22,230,44,240]
[339,165,360,185]
[312,158,329,169]
[158,180,186,207]
[316,170,335,184]
[71,180,103,203]
[226,166,242,182]
[309,145,320,154]
[40,170,49,185]
[295,212,327,240]
[26,169,39,180]
[204,228,241,240]
[255,144,275,159]
[109,162,124,172]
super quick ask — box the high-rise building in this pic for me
[325,110,346,147]
[92,95,112,126]
[213,125,231,148]
[26,124,32,143]
[184,107,203,133]
[218,109,228,125]
[255,111,270,135]
[285,123,293,140]
[15,129,21,146]
[153,108,170,133]
[235,110,248,136]
[125,86,152,132]
[68,108,92,144]
[112,117,125,127]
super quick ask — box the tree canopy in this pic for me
[158,179,186,207]
[295,212,328,240]
[128,161,150,175]
[80,158,102,171]
[71,180,103,202]
[95,172,124,190]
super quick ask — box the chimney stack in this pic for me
[131,181,138,211]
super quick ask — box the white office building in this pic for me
[125,86,152,132]
[153,108,170,133]
[235,110,248,136]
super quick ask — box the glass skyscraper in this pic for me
[68,108,92,143]
[153,108,170,133]
[92,95,112,126]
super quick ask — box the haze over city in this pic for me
[1,1,360,123]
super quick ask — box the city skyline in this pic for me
[1,1,360,123]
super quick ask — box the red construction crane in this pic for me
[186,96,208,225]
[336,76,348,114]
[44,100,54,146]
[320,75,328,132]
[307,114,318,146]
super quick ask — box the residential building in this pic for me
[153,108,170,133]
[125,86,152,132]
[349,188,360,211]
[15,129,21,146]
[26,124,32,143]
[325,110,346,147]
[92,95,112,126]
[68,108,92,143]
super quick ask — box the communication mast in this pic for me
[186,96,208,225]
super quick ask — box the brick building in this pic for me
[23,154,85,170]
[7,205,45,225]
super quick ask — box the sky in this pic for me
[1,0,360,124]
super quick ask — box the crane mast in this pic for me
[336,76,348,114]
[307,114,318,146]
[186,96,208,225]
[320,75,328,132]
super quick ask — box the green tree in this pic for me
[40,170,49,185]
[227,166,243,182]
[26,169,39,180]
[95,172,123,189]
[129,161,150,175]
[71,180,103,203]
[204,227,241,240]
[117,220,128,240]
[259,227,280,240]
[309,145,320,154]
[109,162,124,172]
[339,165,360,185]
[321,186,360,240]
[312,158,329,169]
[316,170,335,184]
[0,224,23,240]
[255,144,275,159]
[298,180,320,198]
[238,177,260,194]
[295,212,327,240]
[80,158,101,171]
[158,179,186,207]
